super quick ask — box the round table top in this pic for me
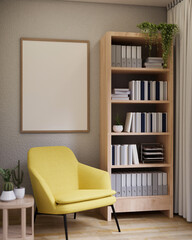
[0,194,34,209]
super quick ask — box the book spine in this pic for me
[111,45,116,67]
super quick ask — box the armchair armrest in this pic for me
[29,168,56,214]
[78,163,111,189]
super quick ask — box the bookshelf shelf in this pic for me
[100,31,173,221]
[111,100,170,104]
[111,163,172,169]
[111,67,169,74]
[111,132,170,136]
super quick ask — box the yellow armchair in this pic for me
[28,146,120,239]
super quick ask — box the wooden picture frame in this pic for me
[21,38,89,133]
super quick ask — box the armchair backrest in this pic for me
[28,146,79,195]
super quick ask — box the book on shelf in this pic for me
[124,112,133,132]
[112,88,130,100]
[129,80,167,101]
[126,46,132,67]
[124,112,167,133]
[136,46,142,68]
[144,57,163,69]
[111,171,168,197]
[111,44,143,68]
[111,144,139,166]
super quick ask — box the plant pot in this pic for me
[113,125,123,133]
[14,187,25,199]
[0,190,16,201]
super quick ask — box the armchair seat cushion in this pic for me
[55,189,116,204]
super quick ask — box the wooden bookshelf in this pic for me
[100,32,173,221]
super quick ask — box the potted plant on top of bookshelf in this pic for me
[12,160,25,199]
[137,22,159,57]
[0,168,16,201]
[157,23,179,68]
[113,114,123,133]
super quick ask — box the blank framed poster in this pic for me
[21,38,89,133]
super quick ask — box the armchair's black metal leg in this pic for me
[111,205,121,232]
[74,213,76,219]
[63,214,68,240]
[34,207,38,222]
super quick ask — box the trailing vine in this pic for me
[137,22,179,68]
[157,23,179,68]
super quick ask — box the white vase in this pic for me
[0,190,16,201]
[113,125,123,133]
[14,187,25,199]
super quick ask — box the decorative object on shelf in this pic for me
[12,160,25,199]
[0,168,16,201]
[157,23,179,68]
[137,22,159,57]
[137,22,179,68]
[113,114,123,132]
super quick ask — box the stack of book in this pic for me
[129,80,167,100]
[111,45,142,68]
[124,112,167,133]
[111,171,168,197]
[141,143,164,163]
[111,88,130,100]
[144,57,163,69]
[111,144,139,165]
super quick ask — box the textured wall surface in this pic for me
[0,0,166,193]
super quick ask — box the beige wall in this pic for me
[0,0,166,193]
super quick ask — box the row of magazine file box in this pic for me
[111,171,168,197]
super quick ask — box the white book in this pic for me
[116,45,122,67]
[163,81,167,100]
[126,173,132,196]
[131,173,137,196]
[131,113,136,132]
[111,94,128,98]
[124,112,133,132]
[156,112,162,132]
[129,81,135,100]
[114,145,121,165]
[142,173,147,196]
[158,172,163,195]
[150,81,156,100]
[146,112,151,132]
[120,145,128,165]
[136,46,142,68]
[122,46,127,67]
[131,46,137,68]
[122,173,127,197]
[135,81,140,100]
[111,97,129,100]
[136,173,142,196]
[159,81,164,100]
[163,172,168,195]
[111,45,116,67]
[128,144,133,165]
[132,144,139,164]
[147,173,152,195]
[135,112,141,133]
[152,112,157,132]
[126,46,132,67]
[144,81,148,100]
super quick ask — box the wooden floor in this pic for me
[34,211,192,240]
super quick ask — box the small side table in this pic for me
[0,194,34,240]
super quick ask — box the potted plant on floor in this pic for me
[113,114,123,133]
[0,168,16,201]
[12,160,25,199]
